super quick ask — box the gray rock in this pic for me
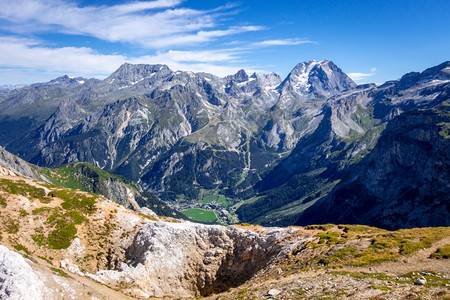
[296,109,450,230]
[415,277,427,285]
[89,221,302,298]
[267,288,282,297]
[0,245,43,300]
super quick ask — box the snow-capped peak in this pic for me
[277,59,356,99]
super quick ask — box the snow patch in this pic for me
[130,78,144,85]
[236,77,256,86]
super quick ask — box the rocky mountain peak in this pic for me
[105,63,172,86]
[50,75,71,82]
[278,59,356,99]
[232,69,249,83]
[0,60,448,232]
[46,75,87,88]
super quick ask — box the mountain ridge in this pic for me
[0,59,448,228]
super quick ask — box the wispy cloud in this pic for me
[198,26,266,38]
[252,38,317,47]
[0,0,263,48]
[0,36,125,75]
[152,49,240,63]
[0,36,264,82]
[348,67,377,82]
[140,26,267,48]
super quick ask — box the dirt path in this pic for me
[29,256,136,300]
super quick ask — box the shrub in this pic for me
[47,223,77,249]
[19,209,29,216]
[13,244,31,255]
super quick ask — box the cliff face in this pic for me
[0,146,43,181]
[296,109,450,229]
[91,222,301,297]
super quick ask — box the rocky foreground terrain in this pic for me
[0,165,448,299]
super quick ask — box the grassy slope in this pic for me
[0,177,98,250]
[40,162,131,190]
[40,162,185,219]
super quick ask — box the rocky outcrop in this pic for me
[0,162,304,298]
[0,163,448,299]
[90,222,302,298]
[0,146,44,181]
[0,245,43,300]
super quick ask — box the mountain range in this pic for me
[0,59,448,229]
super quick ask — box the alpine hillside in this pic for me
[0,164,449,299]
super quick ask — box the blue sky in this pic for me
[0,0,448,85]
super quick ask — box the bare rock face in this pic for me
[0,245,43,300]
[0,146,43,180]
[90,221,299,298]
[296,109,450,229]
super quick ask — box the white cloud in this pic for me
[348,67,377,82]
[155,49,240,63]
[106,0,184,14]
[252,38,317,47]
[198,26,267,38]
[0,36,125,75]
[0,0,264,48]
[0,36,264,83]
[140,26,266,48]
